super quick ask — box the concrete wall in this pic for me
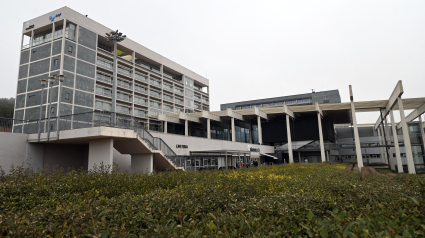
[0,132,28,172]
[113,149,131,172]
[150,131,274,155]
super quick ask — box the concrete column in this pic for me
[384,116,394,170]
[257,116,263,145]
[185,120,188,136]
[379,125,387,164]
[88,138,113,170]
[131,154,153,174]
[390,110,403,173]
[298,151,301,163]
[227,124,231,141]
[350,101,363,169]
[419,116,425,163]
[398,97,415,174]
[249,123,253,144]
[377,127,385,163]
[286,114,293,163]
[317,112,326,163]
[231,117,235,142]
[164,121,167,133]
[207,118,211,139]
[326,150,330,162]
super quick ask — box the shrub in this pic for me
[0,163,424,237]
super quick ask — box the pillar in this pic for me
[164,121,167,133]
[419,116,425,163]
[207,118,211,139]
[390,110,403,173]
[326,150,330,162]
[398,97,415,174]
[231,117,235,142]
[257,116,263,145]
[249,123,253,144]
[384,116,394,170]
[131,154,153,174]
[286,114,293,163]
[185,120,188,136]
[350,101,363,169]
[88,138,113,170]
[377,126,385,163]
[298,151,301,163]
[317,112,326,163]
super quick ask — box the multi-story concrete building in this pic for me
[14,6,209,134]
[220,90,341,111]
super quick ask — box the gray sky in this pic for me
[1,0,424,123]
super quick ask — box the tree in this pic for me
[0,98,15,118]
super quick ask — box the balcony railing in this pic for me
[22,44,30,50]
[135,73,148,83]
[117,93,131,102]
[163,83,173,91]
[150,78,161,87]
[134,110,147,118]
[150,90,161,98]
[174,88,184,95]
[194,95,201,101]
[174,108,184,114]
[134,97,147,106]
[96,86,112,98]
[163,94,173,102]
[117,79,132,90]
[97,58,113,70]
[202,98,209,104]
[150,103,162,110]
[134,85,147,94]
[97,73,112,84]
[118,66,132,77]
[175,98,183,105]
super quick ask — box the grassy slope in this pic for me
[0,163,424,237]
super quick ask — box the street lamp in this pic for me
[46,76,57,140]
[37,79,48,141]
[56,74,67,139]
[105,30,126,126]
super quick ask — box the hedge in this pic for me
[0,163,424,237]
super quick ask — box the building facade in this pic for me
[14,7,209,134]
[220,90,341,111]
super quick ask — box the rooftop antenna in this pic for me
[311,89,315,93]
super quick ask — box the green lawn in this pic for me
[0,163,424,237]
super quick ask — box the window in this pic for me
[323,96,330,103]
[54,59,58,66]
[65,93,70,100]
[68,46,73,53]
[50,107,55,114]
[28,95,35,99]
[32,50,36,54]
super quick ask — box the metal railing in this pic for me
[5,111,179,168]
[0,118,13,132]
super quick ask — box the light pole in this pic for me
[47,76,57,141]
[37,79,48,141]
[105,30,126,126]
[56,74,67,139]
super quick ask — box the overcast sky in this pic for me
[1,0,424,123]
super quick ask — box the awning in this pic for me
[261,153,278,160]
[277,140,314,151]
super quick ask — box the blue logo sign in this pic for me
[49,13,61,22]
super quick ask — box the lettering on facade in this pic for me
[25,24,34,30]
[250,148,260,152]
[176,145,188,149]
[49,13,62,22]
